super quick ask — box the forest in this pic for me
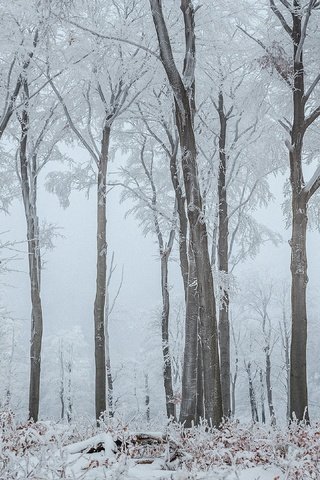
[0,0,320,478]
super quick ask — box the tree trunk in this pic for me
[290,192,308,422]
[94,124,110,420]
[19,102,43,423]
[259,369,266,424]
[145,373,150,423]
[180,250,199,426]
[170,148,200,426]
[217,92,230,418]
[289,10,309,423]
[265,345,276,424]
[246,362,259,423]
[161,251,176,419]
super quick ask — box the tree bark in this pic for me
[94,124,110,420]
[217,92,230,418]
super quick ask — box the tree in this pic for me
[149,0,223,426]
[257,0,320,422]
[117,133,177,419]
[48,0,150,420]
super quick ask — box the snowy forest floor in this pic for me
[0,411,319,479]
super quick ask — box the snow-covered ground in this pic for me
[0,412,318,479]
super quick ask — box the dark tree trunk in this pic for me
[19,96,43,423]
[289,10,309,423]
[290,192,308,422]
[94,124,110,420]
[217,92,230,418]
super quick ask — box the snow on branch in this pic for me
[304,164,320,201]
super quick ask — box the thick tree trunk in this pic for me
[94,124,110,420]
[161,252,176,419]
[170,150,200,426]
[178,112,222,426]
[217,92,230,418]
[289,10,309,423]
[180,251,199,426]
[290,192,308,422]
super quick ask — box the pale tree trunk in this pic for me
[59,342,65,420]
[145,373,150,422]
[230,323,239,418]
[279,290,290,421]
[19,85,43,422]
[150,0,222,426]
[94,124,110,420]
[217,91,230,418]
[245,361,259,423]
[259,369,266,424]
[161,248,176,419]
[66,352,72,423]
[170,149,200,425]
[265,344,276,424]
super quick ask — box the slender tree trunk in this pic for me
[161,251,176,419]
[94,124,110,420]
[217,92,230,418]
[19,99,43,422]
[265,345,276,424]
[106,333,113,417]
[145,373,150,423]
[59,342,65,420]
[259,369,266,424]
[246,362,259,423]
[66,355,72,423]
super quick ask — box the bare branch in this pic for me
[49,79,99,164]
[61,16,160,60]
[295,0,317,63]
[304,164,320,201]
[303,72,320,104]
[237,26,292,88]
[304,104,320,130]
[269,0,293,37]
